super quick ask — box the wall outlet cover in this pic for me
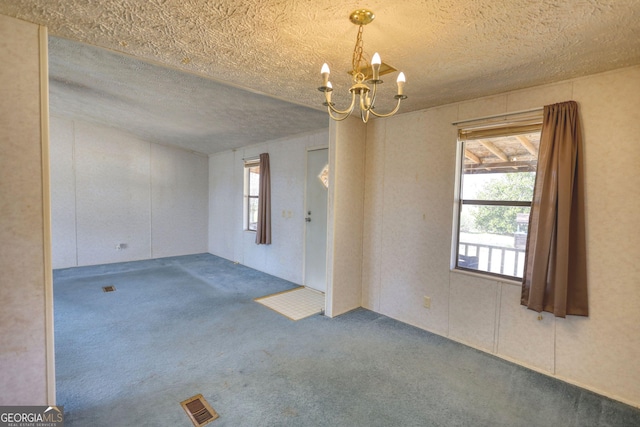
[423,296,431,309]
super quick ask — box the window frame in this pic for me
[453,120,542,281]
[244,159,260,232]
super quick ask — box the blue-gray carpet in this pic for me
[53,254,640,426]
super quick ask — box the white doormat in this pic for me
[255,287,325,321]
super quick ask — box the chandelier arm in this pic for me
[327,91,358,115]
[359,92,369,112]
[369,97,404,118]
[368,82,379,111]
[327,106,353,121]
[360,108,371,123]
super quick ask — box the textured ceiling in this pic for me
[2,0,640,154]
[46,36,328,154]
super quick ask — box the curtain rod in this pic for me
[452,107,543,126]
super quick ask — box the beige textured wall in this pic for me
[0,15,52,404]
[326,118,366,317]
[362,66,640,407]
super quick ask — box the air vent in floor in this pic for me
[181,394,219,426]
[102,285,116,292]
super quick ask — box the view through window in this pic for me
[456,124,541,280]
[245,161,260,231]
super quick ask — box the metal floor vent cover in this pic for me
[180,394,219,426]
[102,285,116,292]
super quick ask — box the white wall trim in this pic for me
[39,24,56,405]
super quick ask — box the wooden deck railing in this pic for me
[458,241,526,278]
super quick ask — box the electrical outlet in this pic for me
[423,296,431,309]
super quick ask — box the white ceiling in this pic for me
[46,36,328,154]
[2,1,640,154]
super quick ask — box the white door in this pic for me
[303,148,328,292]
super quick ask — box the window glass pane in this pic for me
[248,197,258,231]
[458,204,530,278]
[461,171,536,201]
[248,166,260,197]
[462,132,538,201]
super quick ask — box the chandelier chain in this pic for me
[351,24,365,78]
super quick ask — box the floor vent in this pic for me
[181,394,219,426]
[102,285,116,292]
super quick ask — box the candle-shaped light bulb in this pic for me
[371,52,381,80]
[321,63,331,87]
[396,72,406,96]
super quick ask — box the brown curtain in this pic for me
[255,153,271,245]
[521,101,588,317]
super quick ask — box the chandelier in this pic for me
[318,9,407,123]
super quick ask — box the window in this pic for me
[244,160,260,231]
[454,121,541,280]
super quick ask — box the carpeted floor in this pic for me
[53,254,640,426]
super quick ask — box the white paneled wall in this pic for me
[497,283,555,372]
[151,144,208,258]
[448,273,499,353]
[362,66,640,407]
[208,130,329,284]
[208,150,237,261]
[74,120,152,265]
[363,106,458,334]
[50,116,208,268]
[555,67,640,405]
[50,116,77,267]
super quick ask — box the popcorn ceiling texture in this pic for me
[1,0,640,153]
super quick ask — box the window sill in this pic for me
[450,267,522,287]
